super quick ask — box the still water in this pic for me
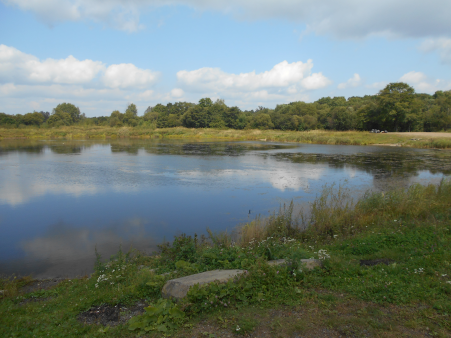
[0,139,449,278]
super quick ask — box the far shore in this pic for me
[1,127,451,149]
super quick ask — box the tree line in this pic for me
[1,83,450,132]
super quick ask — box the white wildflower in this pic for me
[317,249,330,260]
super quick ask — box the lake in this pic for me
[0,139,449,278]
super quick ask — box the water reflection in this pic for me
[0,219,156,279]
[0,139,449,278]
[272,149,451,190]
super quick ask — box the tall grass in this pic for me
[1,126,451,149]
[236,201,302,246]
[236,179,451,244]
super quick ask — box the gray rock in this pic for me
[162,269,245,300]
[267,258,322,271]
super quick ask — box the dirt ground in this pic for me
[392,132,451,138]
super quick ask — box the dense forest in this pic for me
[1,83,450,132]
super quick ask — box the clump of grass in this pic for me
[0,275,33,299]
[237,201,302,246]
[299,179,451,241]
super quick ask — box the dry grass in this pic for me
[1,126,451,148]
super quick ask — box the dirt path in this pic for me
[392,132,451,138]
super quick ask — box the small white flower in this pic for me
[236,325,241,331]
[446,281,451,284]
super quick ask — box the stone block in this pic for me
[162,269,245,300]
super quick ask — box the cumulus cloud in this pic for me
[0,44,162,115]
[419,38,451,64]
[0,45,104,85]
[3,0,451,38]
[0,45,158,89]
[103,64,159,89]
[338,73,362,90]
[176,60,331,99]
[365,82,388,90]
[170,88,184,98]
[399,71,451,93]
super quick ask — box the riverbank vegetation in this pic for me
[1,83,451,133]
[2,126,451,149]
[1,180,451,337]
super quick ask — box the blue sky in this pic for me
[1,0,451,117]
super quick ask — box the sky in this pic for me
[1,0,451,117]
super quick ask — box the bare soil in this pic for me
[179,297,438,338]
[77,301,147,327]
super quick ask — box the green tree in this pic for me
[53,103,81,123]
[23,112,45,126]
[331,107,356,131]
[377,82,415,131]
[47,109,72,127]
[125,103,138,117]
[182,106,211,128]
[252,113,274,130]
[109,110,124,127]
[198,98,213,108]
[223,106,241,129]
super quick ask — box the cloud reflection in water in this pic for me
[0,218,156,279]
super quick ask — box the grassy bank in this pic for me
[1,180,451,337]
[1,126,451,149]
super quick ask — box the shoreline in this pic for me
[1,127,451,149]
[2,181,451,337]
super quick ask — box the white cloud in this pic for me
[399,71,451,93]
[103,64,159,89]
[3,0,451,38]
[419,38,451,64]
[177,60,331,97]
[0,45,159,89]
[0,44,163,115]
[0,45,105,84]
[365,81,387,90]
[180,163,326,192]
[300,72,332,90]
[171,88,184,98]
[338,73,362,90]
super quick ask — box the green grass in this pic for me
[1,180,451,337]
[1,126,451,149]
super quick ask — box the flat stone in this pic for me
[267,258,322,271]
[162,269,245,300]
